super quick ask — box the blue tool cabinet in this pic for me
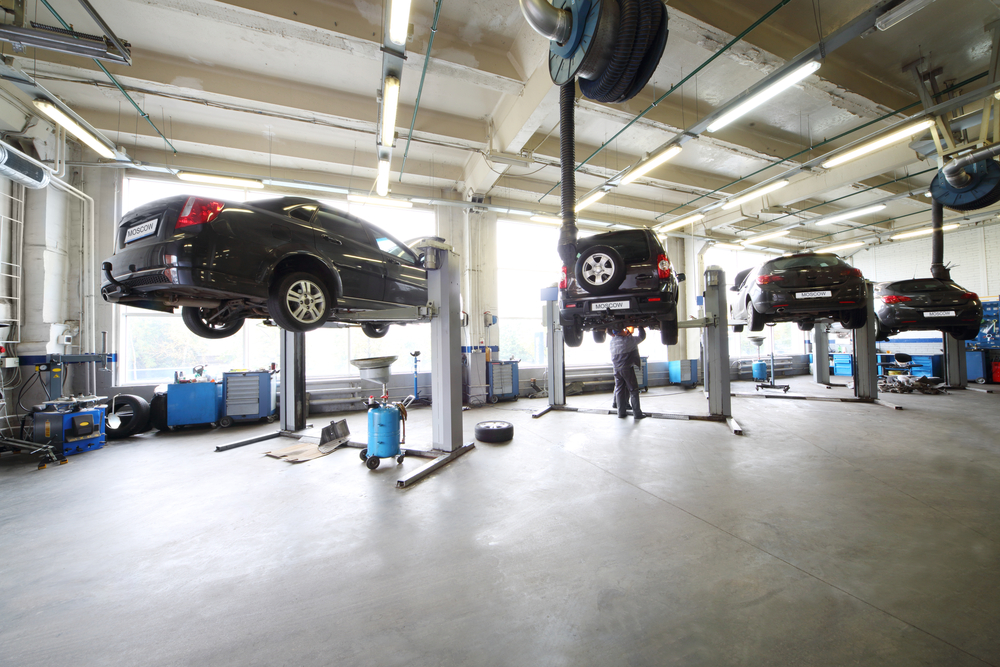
[487,361,519,402]
[832,354,854,376]
[167,382,223,427]
[223,371,276,421]
[908,354,942,378]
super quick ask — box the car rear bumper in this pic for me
[752,281,866,316]
[559,292,677,329]
[876,303,982,329]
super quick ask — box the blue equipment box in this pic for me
[223,371,276,421]
[487,360,519,401]
[668,359,696,387]
[167,382,223,427]
[33,407,106,456]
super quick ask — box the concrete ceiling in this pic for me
[2,0,1000,253]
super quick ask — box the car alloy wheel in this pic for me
[575,245,625,296]
[268,271,332,332]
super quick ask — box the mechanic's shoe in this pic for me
[617,412,628,419]
[633,412,647,420]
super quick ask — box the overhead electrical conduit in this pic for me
[399,0,444,180]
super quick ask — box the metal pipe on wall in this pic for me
[519,0,572,43]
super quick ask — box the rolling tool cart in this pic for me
[487,360,519,403]
[221,370,277,427]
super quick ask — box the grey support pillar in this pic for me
[280,330,306,432]
[813,325,830,385]
[541,287,565,406]
[430,247,463,452]
[853,283,878,401]
[943,333,967,388]
[703,266,731,418]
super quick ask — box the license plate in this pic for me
[124,218,159,243]
[923,310,956,318]
[593,299,630,311]
[795,290,832,299]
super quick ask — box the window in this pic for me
[370,225,418,265]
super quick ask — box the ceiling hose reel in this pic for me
[520,0,669,266]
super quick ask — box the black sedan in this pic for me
[101,196,427,338]
[874,278,982,341]
[730,253,867,332]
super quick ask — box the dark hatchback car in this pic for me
[730,253,867,332]
[874,278,982,341]
[559,229,681,346]
[101,195,427,338]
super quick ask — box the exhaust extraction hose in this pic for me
[558,81,578,268]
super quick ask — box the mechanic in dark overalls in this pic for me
[610,326,646,420]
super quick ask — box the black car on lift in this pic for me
[729,253,867,332]
[559,228,682,346]
[874,278,982,341]
[101,196,428,339]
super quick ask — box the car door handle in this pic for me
[321,234,342,245]
[388,259,400,265]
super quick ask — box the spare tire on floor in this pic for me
[474,420,514,443]
[106,394,151,439]
[149,393,168,432]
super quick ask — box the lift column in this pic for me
[703,266,732,420]
[542,287,565,408]
[428,246,463,452]
[942,333,968,389]
[853,283,879,401]
[279,331,306,432]
[812,325,831,385]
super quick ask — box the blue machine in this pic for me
[359,397,411,470]
[222,371,277,426]
[32,405,106,457]
[167,382,223,427]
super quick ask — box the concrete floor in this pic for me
[2,378,999,666]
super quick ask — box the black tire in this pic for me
[106,394,151,440]
[950,325,981,341]
[150,394,168,432]
[359,449,369,461]
[563,323,584,347]
[268,271,332,333]
[593,329,607,344]
[366,455,380,470]
[475,420,514,443]
[489,395,499,404]
[841,308,867,330]
[219,415,234,428]
[797,321,814,331]
[361,323,390,338]
[748,302,766,332]
[575,245,626,296]
[660,320,678,346]
[732,324,744,333]
[181,306,244,339]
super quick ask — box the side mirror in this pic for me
[676,273,686,282]
[729,285,740,292]
[417,252,426,267]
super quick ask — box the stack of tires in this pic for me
[105,394,152,439]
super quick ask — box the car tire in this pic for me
[732,324,744,333]
[660,320,678,346]
[593,329,607,344]
[951,325,981,341]
[841,308,867,330]
[748,302,766,332]
[268,271,332,333]
[575,245,626,296]
[150,393,168,432]
[563,323,584,347]
[181,306,245,339]
[361,323,390,338]
[106,394,151,440]
[797,321,814,332]
[475,420,514,443]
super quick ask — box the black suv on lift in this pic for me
[559,228,682,346]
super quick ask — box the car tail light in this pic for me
[881,295,911,304]
[840,268,862,277]
[756,275,784,284]
[559,266,567,290]
[960,292,978,300]
[656,253,671,280]
[176,197,224,230]
[647,297,661,302]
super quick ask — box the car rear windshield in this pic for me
[578,231,653,263]
[768,254,845,270]
[891,279,950,292]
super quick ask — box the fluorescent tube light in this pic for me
[876,0,936,31]
[707,61,821,133]
[891,223,958,240]
[821,120,935,169]
[381,77,400,147]
[620,145,682,185]
[814,204,886,226]
[262,179,349,195]
[741,229,790,245]
[722,180,789,211]
[822,241,865,253]
[375,160,390,196]
[575,190,607,212]
[33,99,115,159]
[347,194,412,209]
[177,172,264,189]
[388,0,412,45]
[657,213,704,233]
[530,215,563,225]
[712,242,744,251]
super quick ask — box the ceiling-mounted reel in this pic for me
[930,155,1000,212]
[539,0,669,104]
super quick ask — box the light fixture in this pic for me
[347,194,412,209]
[657,213,705,233]
[875,0,936,31]
[388,0,412,45]
[262,179,349,195]
[814,204,886,226]
[530,215,563,225]
[381,76,400,147]
[620,145,682,185]
[821,119,935,169]
[722,180,789,210]
[822,241,865,254]
[33,99,115,159]
[741,229,791,245]
[707,61,821,133]
[575,189,608,212]
[375,160,391,196]
[177,172,264,189]
[711,242,744,250]
[891,223,958,240]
